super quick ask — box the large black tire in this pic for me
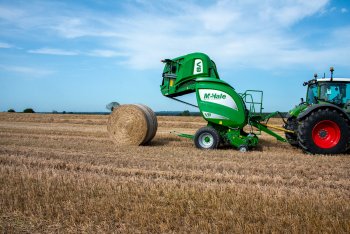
[297,108,349,154]
[284,117,299,147]
[194,127,220,149]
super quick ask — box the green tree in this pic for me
[180,110,190,116]
[106,102,120,111]
[7,109,15,113]
[23,108,35,113]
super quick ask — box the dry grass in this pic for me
[0,113,349,233]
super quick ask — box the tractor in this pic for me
[285,68,350,154]
[160,52,288,152]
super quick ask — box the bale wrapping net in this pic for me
[107,104,157,146]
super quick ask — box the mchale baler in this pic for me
[160,52,289,152]
[160,52,350,154]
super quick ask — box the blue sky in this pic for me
[1,0,350,112]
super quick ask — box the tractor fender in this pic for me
[297,103,350,121]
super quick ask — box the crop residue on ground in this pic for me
[0,113,349,233]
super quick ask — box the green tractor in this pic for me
[285,68,350,154]
[160,52,288,152]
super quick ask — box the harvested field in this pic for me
[0,113,349,233]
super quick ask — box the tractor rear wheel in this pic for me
[194,127,220,149]
[284,117,299,147]
[297,108,349,154]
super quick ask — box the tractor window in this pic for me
[164,63,170,73]
[319,83,346,105]
[163,62,177,74]
[307,84,318,104]
[343,84,350,107]
[171,64,177,73]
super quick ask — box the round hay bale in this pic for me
[107,104,157,146]
[134,104,158,144]
[141,104,158,142]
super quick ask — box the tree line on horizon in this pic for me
[7,108,35,113]
[6,106,288,118]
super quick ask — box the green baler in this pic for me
[160,52,288,152]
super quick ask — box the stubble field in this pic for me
[0,113,349,233]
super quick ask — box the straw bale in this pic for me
[134,104,158,144]
[107,104,157,146]
[107,105,148,145]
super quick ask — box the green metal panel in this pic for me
[288,103,308,118]
[195,78,247,128]
[225,129,259,148]
[160,52,219,97]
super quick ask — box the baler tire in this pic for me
[297,108,349,154]
[238,145,248,153]
[194,127,220,150]
[284,117,299,147]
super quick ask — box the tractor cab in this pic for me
[305,75,350,111]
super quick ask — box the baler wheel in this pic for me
[238,145,248,153]
[194,127,220,149]
[297,108,349,154]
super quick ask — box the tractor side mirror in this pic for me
[300,97,304,103]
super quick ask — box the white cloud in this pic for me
[341,8,348,13]
[28,48,79,56]
[258,0,329,27]
[96,0,335,69]
[0,5,24,21]
[52,17,124,39]
[87,50,127,58]
[27,47,128,58]
[95,0,336,69]
[26,47,129,58]
[2,0,349,71]
[0,42,13,48]
[196,5,240,33]
[0,65,54,77]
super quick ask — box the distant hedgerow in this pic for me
[179,110,191,116]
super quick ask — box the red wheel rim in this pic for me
[312,120,341,149]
